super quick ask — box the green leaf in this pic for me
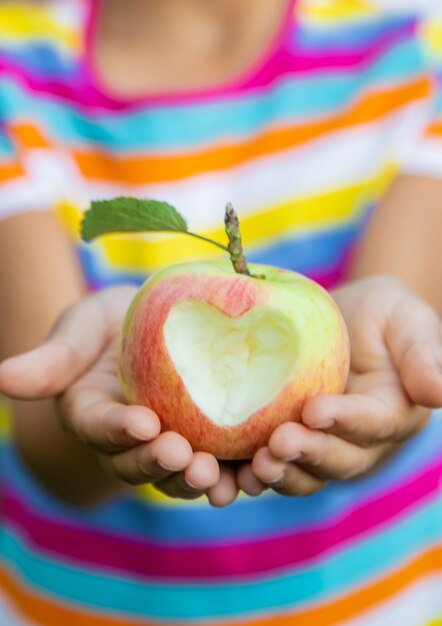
[81,197,188,241]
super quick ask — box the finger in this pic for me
[207,466,239,507]
[388,296,442,408]
[58,373,161,452]
[251,447,327,496]
[61,397,161,454]
[301,387,430,446]
[237,464,267,497]
[183,452,220,490]
[156,452,220,500]
[267,422,383,481]
[0,294,107,399]
[102,431,193,485]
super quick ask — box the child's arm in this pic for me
[351,174,442,315]
[0,212,226,506]
[0,211,118,505]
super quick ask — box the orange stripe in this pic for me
[1,544,441,626]
[0,163,24,182]
[74,76,431,185]
[0,566,151,626]
[9,123,51,150]
[0,123,49,184]
[219,545,442,626]
[426,121,442,138]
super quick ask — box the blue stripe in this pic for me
[2,495,441,620]
[2,413,442,545]
[249,213,365,273]
[77,244,147,289]
[0,127,14,158]
[0,44,76,79]
[294,15,416,51]
[0,37,425,152]
[433,83,442,118]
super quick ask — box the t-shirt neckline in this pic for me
[84,0,297,106]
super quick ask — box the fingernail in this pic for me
[311,418,335,430]
[185,480,202,491]
[157,461,182,472]
[127,428,153,442]
[285,452,302,463]
[264,472,285,486]
[247,485,266,497]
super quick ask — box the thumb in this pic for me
[388,296,442,408]
[0,294,109,399]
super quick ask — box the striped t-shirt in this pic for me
[1,1,442,624]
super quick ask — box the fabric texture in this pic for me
[0,1,442,624]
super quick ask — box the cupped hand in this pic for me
[0,286,238,507]
[238,276,442,497]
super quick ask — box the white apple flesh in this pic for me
[119,261,350,460]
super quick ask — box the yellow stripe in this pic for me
[136,481,253,506]
[299,0,378,23]
[0,397,12,441]
[136,483,205,506]
[54,200,83,239]
[0,4,79,51]
[421,20,442,59]
[88,164,396,274]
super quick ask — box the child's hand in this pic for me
[0,286,238,507]
[237,276,442,497]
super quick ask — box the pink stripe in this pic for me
[308,267,345,290]
[244,20,416,88]
[4,460,442,580]
[0,21,415,112]
[309,243,357,289]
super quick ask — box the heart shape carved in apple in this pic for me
[163,301,299,427]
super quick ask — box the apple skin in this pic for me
[119,261,350,460]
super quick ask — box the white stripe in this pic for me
[49,0,87,31]
[82,102,429,230]
[0,102,429,226]
[342,572,442,626]
[403,137,442,181]
[370,0,441,15]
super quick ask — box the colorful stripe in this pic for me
[3,501,442,620]
[4,460,442,581]
[0,4,80,51]
[0,35,427,153]
[2,549,442,626]
[293,15,417,51]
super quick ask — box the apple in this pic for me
[119,260,350,460]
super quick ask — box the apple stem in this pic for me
[224,202,251,276]
[184,231,230,253]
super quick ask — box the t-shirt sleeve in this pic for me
[0,119,67,223]
[402,9,442,178]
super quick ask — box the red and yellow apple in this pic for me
[119,261,350,460]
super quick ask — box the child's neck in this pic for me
[93,0,291,97]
